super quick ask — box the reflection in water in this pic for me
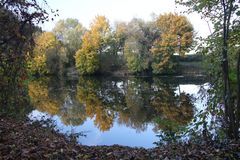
[28,76,202,147]
[28,78,60,115]
[76,77,114,131]
[151,78,194,131]
[121,78,155,132]
[60,96,86,126]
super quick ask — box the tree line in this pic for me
[28,13,194,76]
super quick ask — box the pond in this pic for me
[27,76,208,148]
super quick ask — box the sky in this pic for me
[40,0,212,38]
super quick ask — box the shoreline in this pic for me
[1,116,239,159]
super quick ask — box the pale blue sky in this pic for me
[40,0,211,37]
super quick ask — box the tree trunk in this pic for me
[221,0,236,139]
[236,49,240,138]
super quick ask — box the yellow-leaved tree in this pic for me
[151,13,193,74]
[28,32,67,75]
[75,16,111,75]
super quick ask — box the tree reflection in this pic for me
[28,77,87,126]
[76,77,114,131]
[28,78,60,115]
[150,78,194,131]
[59,96,87,126]
[118,78,155,132]
[28,76,195,134]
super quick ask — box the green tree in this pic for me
[75,16,112,74]
[124,18,158,73]
[114,22,128,55]
[176,0,240,139]
[53,18,86,66]
[151,13,193,74]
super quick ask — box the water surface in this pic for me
[28,76,207,148]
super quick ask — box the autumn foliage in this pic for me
[151,13,194,74]
[75,16,111,74]
[28,32,67,75]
